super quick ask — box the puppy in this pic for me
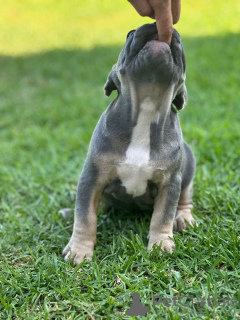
[62,23,196,265]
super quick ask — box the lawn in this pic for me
[0,0,240,319]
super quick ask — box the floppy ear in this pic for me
[104,64,120,96]
[172,83,188,111]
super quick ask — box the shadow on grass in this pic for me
[0,32,240,127]
[0,32,239,135]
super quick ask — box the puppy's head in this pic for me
[104,23,187,111]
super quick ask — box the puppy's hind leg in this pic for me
[174,182,196,232]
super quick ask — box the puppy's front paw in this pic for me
[62,239,94,265]
[173,209,196,232]
[148,234,175,254]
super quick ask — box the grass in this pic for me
[0,0,240,319]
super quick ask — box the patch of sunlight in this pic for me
[0,0,239,56]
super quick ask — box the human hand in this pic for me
[128,0,181,45]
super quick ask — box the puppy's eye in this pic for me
[126,30,135,39]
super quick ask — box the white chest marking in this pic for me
[117,98,158,197]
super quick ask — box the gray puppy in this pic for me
[62,23,196,265]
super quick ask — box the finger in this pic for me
[128,0,155,17]
[149,0,173,45]
[171,0,181,24]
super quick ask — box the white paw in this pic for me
[148,234,175,254]
[173,210,197,232]
[58,208,73,220]
[62,239,94,265]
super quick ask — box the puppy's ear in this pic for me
[104,64,120,96]
[172,83,188,111]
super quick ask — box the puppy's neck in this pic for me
[122,82,174,127]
